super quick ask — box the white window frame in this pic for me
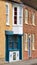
[13,4,23,26]
[6,2,9,25]
[32,13,35,25]
[25,9,28,24]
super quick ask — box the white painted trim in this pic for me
[12,4,23,26]
[6,2,9,25]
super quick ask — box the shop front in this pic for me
[5,31,22,62]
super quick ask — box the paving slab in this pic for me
[0,58,37,65]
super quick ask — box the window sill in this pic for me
[25,23,28,24]
[28,24,36,26]
[32,24,36,26]
[24,49,35,52]
[32,48,35,51]
[6,23,10,26]
[25,49,28,51]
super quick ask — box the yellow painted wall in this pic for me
[0,0,12,58]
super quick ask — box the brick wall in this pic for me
[23,5,37,60]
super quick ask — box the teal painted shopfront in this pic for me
[5,31,22,62]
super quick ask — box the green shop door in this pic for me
[5,35,22,62]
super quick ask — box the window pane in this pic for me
[8,36,13,50]
[25,17,28,24]
[25,9,28,17]
[31,34,35,50]
[9,42,12,49]
[25,33,27,42]
[6,5,8,14]
[13,42,18,49]
[32,13,35,25]
[6,14,8,23]
[14,16,17,24]
[8,36,13,42]
[31,34,34,43]
[14,12,17,15]
[6,3,9,25]
[14,7,17,11]
[14,7,17,24]
[25,9,28,24]
[13,35,18,41]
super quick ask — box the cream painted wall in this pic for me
[0,0,12,58]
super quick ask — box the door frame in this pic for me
[5,34,22,61]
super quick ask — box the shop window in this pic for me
[8,35,18,50]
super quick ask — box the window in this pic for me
[24,34,31,51]
[14,7,17,24]
[32,13,35,25]
[8,35,18,50]
[13,5,23,26]
[24,33,35,51]
[6,3,9,25]
[31,34,35,50]
[25,9,28,24]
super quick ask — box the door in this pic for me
[6,35,22,62]
[28,35,31,58]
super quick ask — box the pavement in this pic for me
[0,58,37,65]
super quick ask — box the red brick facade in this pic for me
[23,5,37,60]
